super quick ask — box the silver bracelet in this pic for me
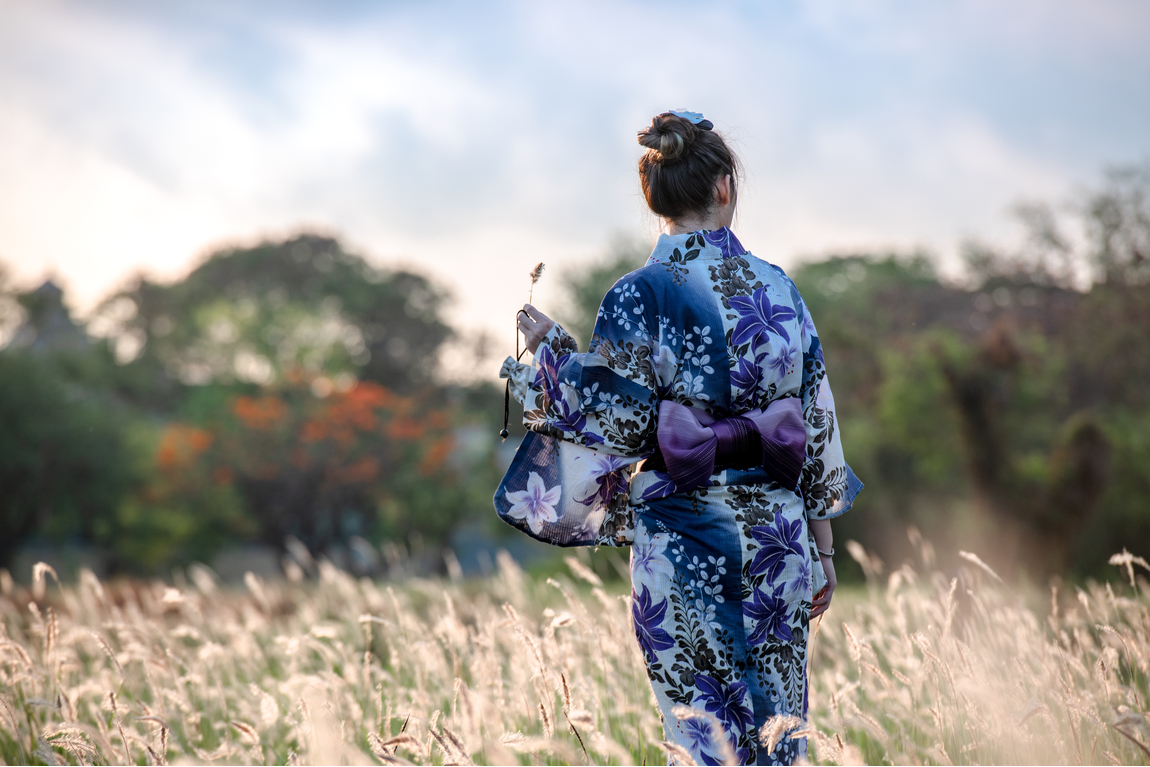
[817,546,834,558]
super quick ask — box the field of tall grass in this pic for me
[0,540,1147,765]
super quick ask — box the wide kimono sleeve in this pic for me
[495,276,659,547]
[793,289,864,521]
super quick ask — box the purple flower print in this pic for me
[729,288,797,349]
[766,339,798,379]
[631,585,675,660]
[693,675,754,735]
[731,352,767,406]
[577,454,630,508]
[748,514,805,583]
[799,305,817,349]
[744,586,794,644]
[638,471,677,502]
[784,553,812,597]
[728,746,753,766]
[532,345,563,406]
[536,344,560,380]
[700,746,752,767]
[551,387,590,436]
[701,228,746,259]
[681,715,714,755]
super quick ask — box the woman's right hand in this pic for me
[517,304,555,355]
[811,555,837,619]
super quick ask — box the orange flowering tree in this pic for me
[138,377,492,563]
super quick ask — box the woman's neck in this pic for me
[666,210,734,236]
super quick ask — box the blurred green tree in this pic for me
[1085,164,1150,287]
[0,351,137,569]
[107,420,251,572]
[792,163,1150,578]
[92,234,453,405]
[0,278,151,571]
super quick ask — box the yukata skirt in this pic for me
[627,479,822,766]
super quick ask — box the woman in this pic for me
[497,110,861,765]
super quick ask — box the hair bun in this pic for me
[637,113,699,162]
[636,110,738,221]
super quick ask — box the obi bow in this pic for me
[657,398,806,493]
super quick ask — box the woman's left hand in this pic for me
[811,555,836,619]
[518,304,555,355]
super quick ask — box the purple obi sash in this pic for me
[655,398,805,493]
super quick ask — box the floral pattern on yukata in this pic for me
[495,227,862,764]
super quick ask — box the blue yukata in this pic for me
[497,228,861,765]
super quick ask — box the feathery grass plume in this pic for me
[564,555,604,587]
[1111,710,1150,758]
[44,607,58,660]
[845,539,883,582]
[244,571,272,613]
[1109,548,1150,587]
[428,717,474,766]
[33,737,58,766]
[959,549,1005,584]
[1,638,34,669]
[440,724,471,761]
[116,722,130,765]
[0,696,19,732]
[559,671,572,711]
[673,705,737,766]
[87,630,124,678]
[27,599,42,629]
[46,731,99,765]
[760,714,806,755]
[657,739,699,766]
[550,611,576,629]
[137,714,170,764]
[78,568,105,606]
[567,709,594,729]
[842,622,861,664]
[368,732,419,765]
[528,262,545,304]
[230,720,260,745]
[537,700,554,738]
[366,732,388,760]
[557,669,591,762]
[31,561,58,601]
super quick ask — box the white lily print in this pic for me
[504,471,562,534]
[631,520,674,589]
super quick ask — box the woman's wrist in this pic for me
[809,518,833,560]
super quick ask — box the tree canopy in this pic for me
[96,234,452,399]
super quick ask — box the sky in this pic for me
[1,0,1149,371]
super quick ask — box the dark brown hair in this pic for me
[637,113,739,221]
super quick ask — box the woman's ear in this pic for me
[715,174,732,206]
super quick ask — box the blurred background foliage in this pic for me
[0,234,506,578]
[1,164,1148,582]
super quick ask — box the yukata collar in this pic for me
[645,226,747,265]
